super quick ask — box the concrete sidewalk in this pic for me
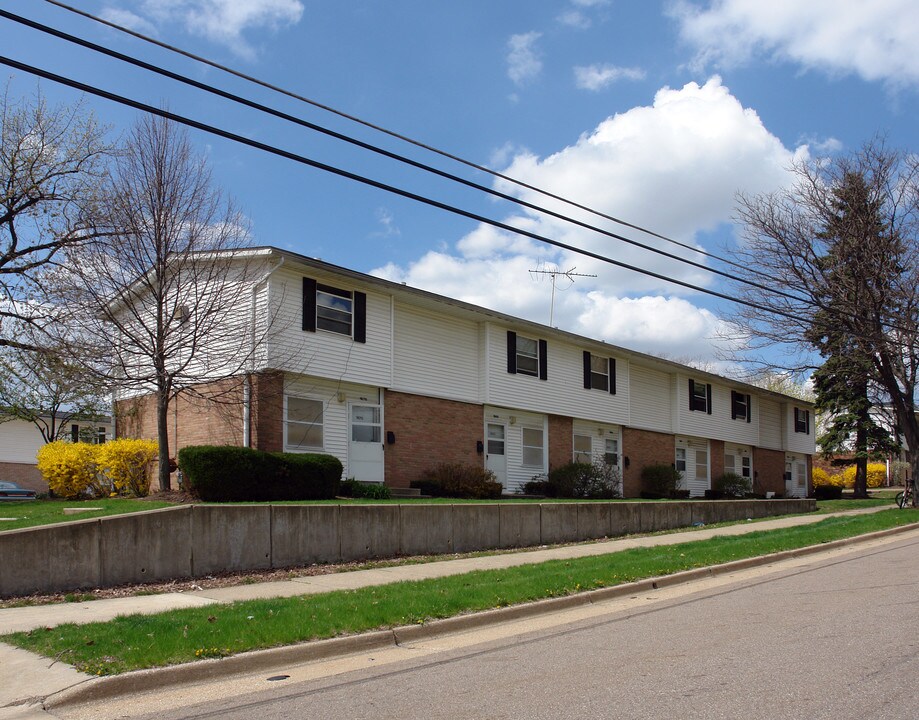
[0,505,906,714]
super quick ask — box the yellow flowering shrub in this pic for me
[96,439,158,497]
[36,441,106,499]
[812,467,848,487]
[841,462,887,489]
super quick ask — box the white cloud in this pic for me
[575,64,646,91]
[104,0,304,59]
[506,32,543,86]
[373,77,803,362]
[557,11,592,29]
[99,8,159,36]
[371,208,400,239]
[670,0,919,87]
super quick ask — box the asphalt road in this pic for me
[59,533,919,720]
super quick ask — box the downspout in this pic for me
[245,256,286,447]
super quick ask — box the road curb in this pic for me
[44,520,919,710]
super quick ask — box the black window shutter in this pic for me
[746,394,752,423]
[302,277,317,332]
[583,351,592,389]
[538,339,548,381]
[353,291,367,343]
[507,331,517,374]
[730,390,737,419]
[609,358,616,395]
[806,410,810,435]
[706,383,712,415]
[688,379,695,411]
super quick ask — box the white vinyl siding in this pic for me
[677,376,760,445]
[786,404,816,454]
[485,406,546,493]
[267,267,392,388]
[283,373,375,481]
[676,436,710,497]
[629,365,671,432]
[572,419,622,472]
[485,325,628,425]
[785,452,809,498]
[392,303,479,403]
[724,444,753,482]
[758,398,783,450]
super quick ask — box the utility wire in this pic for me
[3,8,810,306]
[43,0,754,275]
[0,55,811,325]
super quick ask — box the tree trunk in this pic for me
[157,390,171,492]
[852,426,869,498]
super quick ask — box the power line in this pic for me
[1,8,808,307]
[0,54,812,325]
[42,0,757,276]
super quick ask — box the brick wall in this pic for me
[116,377,252,490]
[548,414,573,470]
[753,447,786,495]
[0,462,44,493]
[622,427,675,497]
[251,371,284,452]
[709,439,725,483]
[384,391,483,488]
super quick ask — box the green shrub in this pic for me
[530,462,622,499]
[339,478,391,500]
[178,446,342,502]
[814,485,843,500]
[641,463,682,498]
[714,472,752,498]
[412,463,502,499]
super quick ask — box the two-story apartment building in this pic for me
[117,247,815,498]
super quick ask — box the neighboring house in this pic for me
[116,247,815,498]
[0,416,111,492]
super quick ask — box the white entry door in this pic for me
[349,403,384,483]
[485,422,507,489]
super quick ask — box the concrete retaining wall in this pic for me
[0,499,815,597]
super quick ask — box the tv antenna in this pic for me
[528,265,597,326]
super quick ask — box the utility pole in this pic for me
[528,265,597,326]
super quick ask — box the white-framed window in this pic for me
[516,335,540,377]
[285,396,324,450]
[590,355,609,392]
[724,454,735,474]
[695,447,709,482]
[316,284,353,336]
[522,426,544,467]
[604,437,619,467]
[675,447,687,473]
[573,434,592,464]
[741,455,751,479]
[689,379,710,413]
[731,391,751,421]
[794,407,810,434]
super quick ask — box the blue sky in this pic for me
[4,0,919,368]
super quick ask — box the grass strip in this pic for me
[0,499,175,531]
[4,508,916,676]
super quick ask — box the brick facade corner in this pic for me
[709,439,725,483]
[622,427,675,498]
[384,391,483,488]
[753,447,786,495]
[547,414,573,470]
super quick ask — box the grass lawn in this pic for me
[814,497,896,513]
[0,498,176,531]
[5,508,916,676]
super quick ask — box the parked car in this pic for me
[0,481,37,501]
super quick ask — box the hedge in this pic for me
[178,445,342,502]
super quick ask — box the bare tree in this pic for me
[0,87,111,350]
[729,140,919,504]
[61,114,273,491]
[0,342,108,443]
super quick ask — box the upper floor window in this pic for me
[731,391,751,422]
[794,407,810,434]
[316,285,353,336]
[582,352,616,394]
[302,277,366,343]
[506,331,547,380]
[689,379,712,414]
